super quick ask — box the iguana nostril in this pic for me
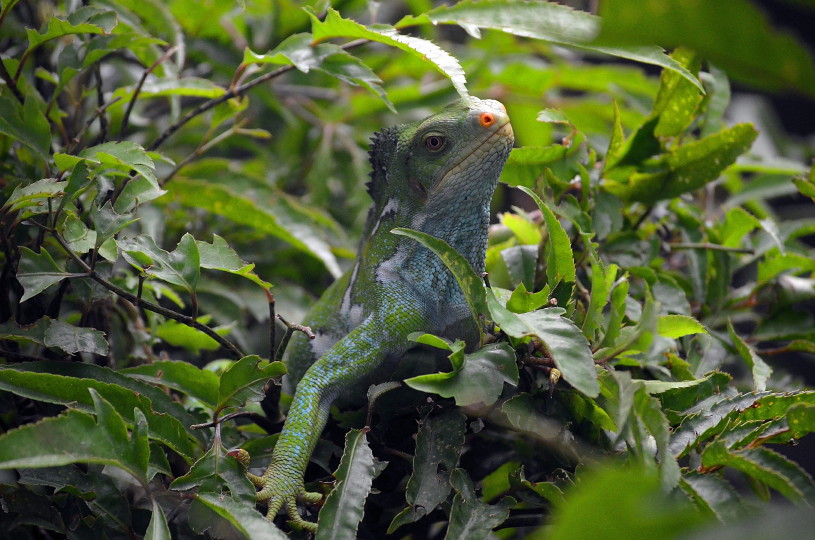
[479,112,495,127]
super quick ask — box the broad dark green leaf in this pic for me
[679,473,744,522]
[488,291,599,397]
[194,493,288,540]
[0,316,107,356]
[119,233,200,294]
[0,390,148,483]
[2,178,66,214]
[79,141,157,188]
[388,408,466,533]
[216,355,286,413]
[0,94,51,162]
[444,469,515,540]
[316,429,387,540]
[597,0,815,97]
[196,234,272,290]
[404,342,518,407]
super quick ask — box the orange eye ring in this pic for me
[479,112,496,127]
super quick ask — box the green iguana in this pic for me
[247,97,513,531]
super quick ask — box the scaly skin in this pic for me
[256,97,514,531]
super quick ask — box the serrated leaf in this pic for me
[194,493,287,540]
[197,234,272,290]
[91,202,138,247]
[0,390,148,483]
[316,429,387,540]
[3,178,67,213]
[488,291,599,397]
[216,355,286,413]
[507,282,549,314]
[444,469,515,540]
[16,247,75,303]
[80,141,157,188]
[388,408,466,533]
[25,16,109,53]
[701,442,815,504]
[397,0,702,91]
[517,187,576,288]
[679,473,745,522]
[404,342,518,407]
[171,443,254,501]
[309,8,467,97]
[499,144,583,188]
[119,233,200,293]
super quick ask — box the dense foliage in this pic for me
[1,1,814,538]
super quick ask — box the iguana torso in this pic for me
[254,97,514,531]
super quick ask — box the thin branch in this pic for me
[670,242,754,254]
[159,119,247,185]
[273,314,315,363]
[93,64,109,143]
[191,410,253,430]
[120,45,179,138]
[267,289,276,360]
[147,38,367,152]
[0,59,24,104]
[52,231,245,359]
[65,96,122,154]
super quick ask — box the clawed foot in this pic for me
[229,449,322,532]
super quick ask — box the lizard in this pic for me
[246,96,514,531]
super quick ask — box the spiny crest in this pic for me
[366,125,400,203]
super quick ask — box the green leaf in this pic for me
[792,173,815,204]
[582,261,617,340]
[16,247,75,303]
[444,469,515,540]
[194,494,287,539]
[119,233,200,294]
[316,429,387,540]
[79,141,158,189]
[0,389,148,484]
[197,234,273,290]
[597,0,815,97]
[634,387,681,489]
[404,342,518,407]
[517,186,576,288]
[604,124,758,203]
[728,321,772,391]
[397,0,702,92]
[25,16,109,53]
[2,178,67,214]
[701,442,815,504]
[216,355,286,413]
[122,360,219,410]
[171,443,254,501]
[679,473,744,522]
[91,202,138,247]
[112,77,226,101]
[652,47,703,137]
[43,318,109,356]
[657,314,707,339]
[0,93,51,162]
[309,8,467,97]
[499,144,583,188]
[487,291,599,397]
[787,403,815,439]
[392,227,488,323]
[168,178,341,278]
[0,362,201,461]
[507,282,550,314]
[154,319,223,353]
[388,408,466,533]
[144,499,171,540]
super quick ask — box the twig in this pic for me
[267,289,276,360]
[670,242,754,254]
[273,314,315,363]
[120,45,179,138]
[0,59,24,104]
[158,119,247,185]
[52,231,245,358]
[147,38,367,151]
[94,64,109,143]
[191,410,253,430]
[66,97,122,153]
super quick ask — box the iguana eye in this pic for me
[423,134,446,152]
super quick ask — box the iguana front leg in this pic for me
[256,314,416,530]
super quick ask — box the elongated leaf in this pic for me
[0,363,201,460]
[499,144,583,188]
[122,360,219,409]
[583,261,617,340]
[196,234,272,290]
[518,187,576,290]
[0,390,148,483]
[392,227,488,324]
[658,314,707,339]
[404,342,518,407]
[388,408,466,533]
[488,291,599,397]
[112,77,226,101]
[397,0,702,91]
[679,473,744,522]
[169,178,341,278]
[702,442,815,504]
[634,387,680,489]
[3,178,66,213]
[25,16,109,53]
[216,355,286,412]
[316,430,387,540]
[597,0,815,97]
[16,247,76,303]
[0,316,107,356]
[194,493,288,540]
[444,469,515,540]
[652,47,703,137]
[145,499,171,540]
[309,8,467,97]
